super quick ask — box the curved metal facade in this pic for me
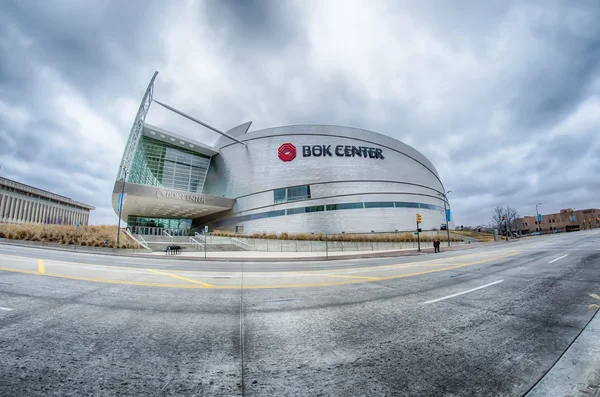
[198,125,450,234]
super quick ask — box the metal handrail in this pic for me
[162,230,173,241]
[231,238,251,250]
[194,232,205,242]
[189,237,204,250]
[137,235,150,250]
[124,229,149,250]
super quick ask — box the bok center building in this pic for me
[113,74,451,236]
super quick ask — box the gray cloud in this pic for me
[1,0,599,225]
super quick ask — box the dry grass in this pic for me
[451,230,495,242]
[213,230,462,243]
[0,224,138,249]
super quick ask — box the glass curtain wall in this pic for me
[129,136,211,193]
[127,216,192,230]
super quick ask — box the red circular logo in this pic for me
[278,143,296,162]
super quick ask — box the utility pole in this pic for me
[116,166,127,248]
[416,213,422,252]
[437,190,452,246]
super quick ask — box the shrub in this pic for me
[0,224,138,249]
[210,229,464,243]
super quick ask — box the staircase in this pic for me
[134,234,248,253]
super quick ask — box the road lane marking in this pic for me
[549,254,569,263]
[284,271,382,280]
[146,269,214,287]
[0,307,13,311]
[0,251,520,289]
[0,250,513,274]
[37,259,45,274]
[423,280,504,304]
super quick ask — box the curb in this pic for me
[0,239,486,262]
[524,309,600,396]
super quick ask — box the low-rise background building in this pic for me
[0,176,95,225]
[514,208,599,234]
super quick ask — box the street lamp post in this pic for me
[116,166,128,248]
[438,190,452,247]
[535,202,542,232]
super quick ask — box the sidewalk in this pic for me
[525,310,600,396]
[0,238,485,261]
[145,242,482,261]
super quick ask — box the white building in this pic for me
[113,73,452,235]
[0,177,94,225]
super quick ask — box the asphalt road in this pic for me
[1,230,599,396]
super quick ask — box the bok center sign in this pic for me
[278,143,384,161]
[156,189,206,203]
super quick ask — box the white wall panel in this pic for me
[201,125,450,233]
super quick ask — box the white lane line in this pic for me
[549,254,569,263]
[423,280,504,305]
[0,307,13,311]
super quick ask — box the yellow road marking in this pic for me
[289,250,516,274]
[284,271,382,280]
[379,252,520,282]
[0,251,520,289]
[0,249,512,275]
[146,269,214,287]
[37,259,45,274]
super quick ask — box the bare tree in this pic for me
[490,205,504,231]
[490,205,519,231]
[505,206,519,230]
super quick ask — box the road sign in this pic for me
[204,225,209,233]
[76,222,80,228]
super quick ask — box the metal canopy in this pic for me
[153,99,247,146]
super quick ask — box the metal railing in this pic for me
[123,229,149,250]
[137,234,150,250]
[231,238,252,250]
[162,230,173,242]
[189,237,204,250]
[194,232,205,242]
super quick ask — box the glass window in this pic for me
[337,202,364,210]
[395,202,420,208]
[288,185,311,201]
[287,207,307,215]
[365,202,394,208]
[129,136,210,193]
[274,189,287,204]
[216,200,446,227]
[267,210,286,218]
[127,216,191,230]
[274,185,311,203]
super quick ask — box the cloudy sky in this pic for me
[1,0,599,226]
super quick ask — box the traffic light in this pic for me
[416,213,422,224]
